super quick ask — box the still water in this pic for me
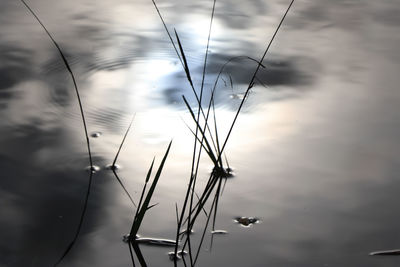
[1,0,400,266]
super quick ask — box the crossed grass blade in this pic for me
[132,242,148,267]
[193,177,224,266]
[182,96,218,166]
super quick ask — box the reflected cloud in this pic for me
[0,44,33,106]
[1,0,400,266]
[204,53,316,86]
[371,4,400,27]
[158,52,317,108]
[0,123,111,266]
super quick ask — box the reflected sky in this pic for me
[1,0,400,266]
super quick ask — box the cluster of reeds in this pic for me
[20,0,295,265]
[149,0,295,265]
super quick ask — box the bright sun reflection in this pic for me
[143,59,178,80]
[181,15,223,46]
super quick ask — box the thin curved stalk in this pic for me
[19,1,95,266]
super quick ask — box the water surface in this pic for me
[1,0,400,266]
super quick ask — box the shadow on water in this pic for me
[0,123,108,266]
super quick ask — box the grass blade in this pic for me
[113,115,135,166]
[135,157,155,219]
[130,141,172,237]
[110,115,136,206]
[20,0,92,168]
[174,29,194,88]
[132,243,147,267]
[53,172,93,266]
[128,242,136,267]
[19,2,98,265]
[150,0,183,67]
[112,170,136,207]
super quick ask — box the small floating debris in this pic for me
[212,166,235,178]
[105,164,121,171]
[90,132,102,138]
[168,250,187,261]
[234,216,260,227]
[136,237,177,247]
[370,249,400,256]
[211,230,228,235]
[122,234,141,243]
[122,234,177,246]
[85,165,100,173]
[179,229,194,236]
[122,234,131,243]
[229,93,245,100]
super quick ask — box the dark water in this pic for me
[1,0,400,266]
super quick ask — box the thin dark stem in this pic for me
[194,178,223,266]
[128,242,136,267]
[151,0,220,153]
[112,170,136,207]
[111,115,137,207]
[187,3,218,265]
[150,0,183,67]
[113,115,135,166]
[53,172,93,266]
[19,1,96,266]
[132,243,147,267]
[20,0,92,168]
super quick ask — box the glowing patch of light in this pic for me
[182,15,224,46]
[135,108,188,145]
[142,59,178,80]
